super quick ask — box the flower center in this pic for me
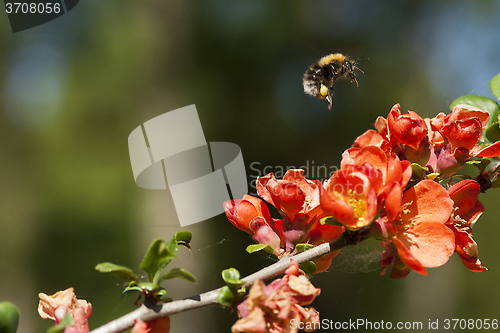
[347,189,367,220]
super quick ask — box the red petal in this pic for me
[147,317,171,333]
[314,254,335,274]
[448,104,490,128]
[329,199,359,228]
[353,130,387,149]
[273,182,306,217]
[474,141,500,157]
[400,160,412,188]
[448,179,480,215]
[258,176,305,218]
[375,115,389,134]
[385,155,402,187]
[250,217,282,253]
[283,169,319,201]
[398,222,455,268]
[426,116,446,147]
[431,112,446,131]
[224,196,272,235]
[324,170,378,229]
[306,219,344,245]
[441,117,483,152]
[393,238,427,275]
[385,183,402,222]
[401,179,453,225]
[131,319,149,333]
[341,146,388,181]
[232,306,267,333]
[459,256,487,272]
[388,107,427,150]
[285,260,300,276]
[460,200,484,227]
[449,224,486,272]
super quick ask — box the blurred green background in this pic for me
[1,1,500,332]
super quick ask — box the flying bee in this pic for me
[303,53,365,110]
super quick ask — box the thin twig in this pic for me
[90,232,357,333]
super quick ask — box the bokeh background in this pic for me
[1,1,500,332]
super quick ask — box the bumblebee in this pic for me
[303,53,364,109]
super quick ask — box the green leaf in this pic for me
[174,230,192,247]
[319,216,342,226]
[294,243,314,254]
[221,268,245,288]
[491,73,500,101]
[95,262,140,282]
[122,281,160,296]
[158,268,197,284]
[221,268,240,282]
[450,94,499,118]
[157,288,167,297]
[152,257,176,285]
[122,285,143,296]
[411,163,429,180]
[136,282,160,292]
[246,244,276,255]
[165,239,179,257]
[121,281,143,296]
[217,286,237,307]
[0,302,20,333]
[299,261,317,275]
[140,239,177,282]
[46,313,73,333]
[450,95,500,140]
[174,230,192,242]
[485,122,500,143]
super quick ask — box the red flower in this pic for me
[387,104,428,151]
[322,145,411,232]
[225,171,344,272]
[232,261,321,333]
[353,105,431,164]
[439,104,489,153]
[257,170,322,225]
[357,104,500,178]
[425,114,446,148]
[131,317,171,333]
[38,288,92,333]
[445,179,487,272]
[378,180,455,277]
[341,146,387,188]
[352,129,390,152]
[320,164,379,230]
[257,170,323,251]
[427,143,470,179]
[304,219,344,273]
[426,104,497,177]
[341,146,412,199]
[224,195,282,254]
[432,104,500,159]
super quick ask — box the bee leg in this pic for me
[350,74,359,87]
[326,94,333,110]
